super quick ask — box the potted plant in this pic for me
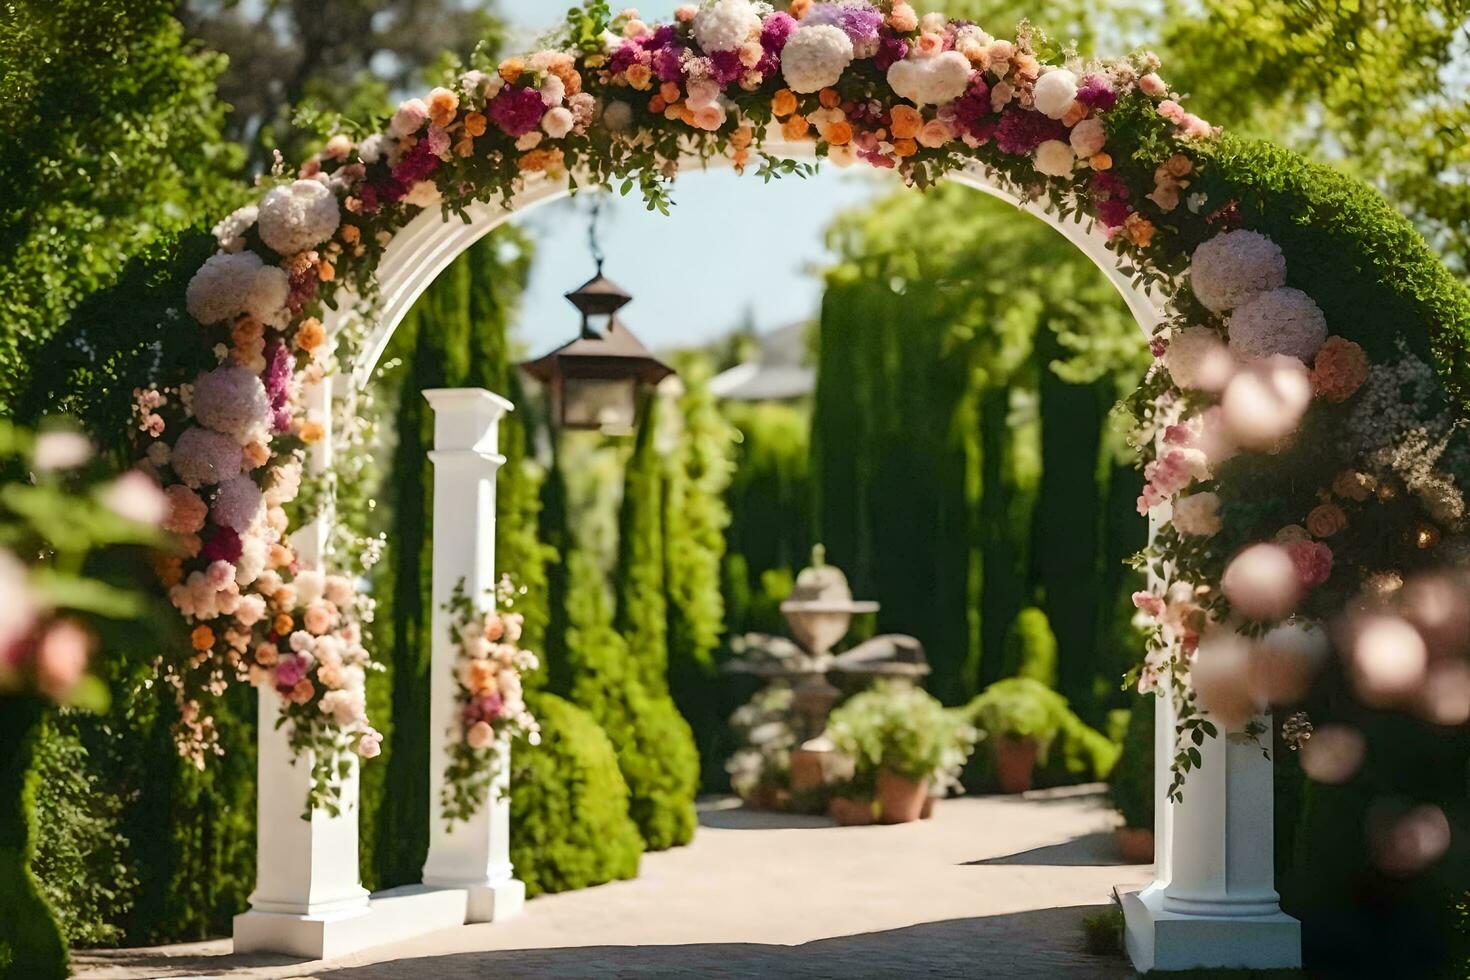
[828,681,977,824]
[967,678,1062,794]
[1110,693,1156,863]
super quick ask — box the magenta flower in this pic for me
[1076,74,1118,111]
[488,85,546,137]
[202,526,243,564]
[994,109,1067,155]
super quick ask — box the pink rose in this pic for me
[36,619,91,701]
[274,654,307,690]
[357,730,383,759]
[1287,539,1333,588]
[303,599,336,636]
[1139,73,1167,97]
[467,720,495,749]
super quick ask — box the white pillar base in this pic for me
[232,884,476,960]
[1122,883,1302,973]
[436,877,525,923]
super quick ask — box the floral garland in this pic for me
[441,577,540,827]
[137,0,1465,808]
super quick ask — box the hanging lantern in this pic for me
[520,271,674,435]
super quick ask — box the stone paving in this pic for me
[75,785,1151,979]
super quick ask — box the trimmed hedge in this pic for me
[509,692,642,898]
[1199,136,1470,401]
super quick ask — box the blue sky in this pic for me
[497,0,884,355]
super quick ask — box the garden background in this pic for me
[2,0,1467,974]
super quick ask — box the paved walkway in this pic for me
[76,785,1150,979]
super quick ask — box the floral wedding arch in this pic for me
[125,0,1470,818]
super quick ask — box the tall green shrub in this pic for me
[1001,607,1059,688]
[510,691,642,896]
[0,698,66,980]
[664,359,737,792]
[615,397,669,697]
[564,548,698,850]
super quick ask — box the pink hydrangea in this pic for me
[192,365,272,444]
[211,475,264,532]
[172,427,243,488]
[1310,337,1369,403]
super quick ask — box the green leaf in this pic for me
[30,569,146,619]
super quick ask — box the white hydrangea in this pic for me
[887,50,972,106]
[1033,139,1075,177]
[1227,287,1328,363]
[191,364,272,444]
[185,251,289,326]
[1172,491,1222,537]
[212,475,265,533]
[693,0,761,52]
[257,179,341,257]
[212,205,258,253]
[1032,68,1078,119]
[1164,326,1235,391]
[781,24,854,94]
[1189,230,1287,313]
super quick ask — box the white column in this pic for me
[419,388,525,923]
[1122,691,1301,970]
[236,358,373,958]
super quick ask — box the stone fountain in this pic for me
[725,546,929,796]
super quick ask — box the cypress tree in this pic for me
[663,358,736,790]
[615,395,668,696]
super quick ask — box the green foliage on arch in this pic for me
[1197,136,1470,398]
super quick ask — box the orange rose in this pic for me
[463,112,487,138]
[295,317,325,352]
[518,147,566,174]
[824,121,854,146]
[339,223,361,246]
[648,95,668,114]
[299,419,326,443]
[1089,152,1113,171]
[428,87,458,128]
[269,543,294,569]
[781,114,811,141]
[1124,213,1156,248]
[731,125,754,149]
[498,58,524,84]
[892,138,919,158]
[818,88,841,109]
[660,81,681,104]
[1061,100,1088,127]
[191,625,215,652]
[625,63,653,90]
[772,89,798,118]
[316,260,335,283]
[243,440,270,469]
[273,613,295,635]
[790,0,812,17]
[889,105,923,140]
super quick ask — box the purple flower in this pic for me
[264,340,292,433]
[709,49,744,84]
[874,32,909,71]
[202,526,243,564]
[804,2,884,55]
[464,691,505,724]
[761,12,796,50]
[1076,73,1118,111]
[950,79,992,137]
[652,44,685,82]
[994,109,1067,154]
[488,85,545,137]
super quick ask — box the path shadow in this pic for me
[964,831,1135,868]
[695,796,835,830]
[321,905,1130,980]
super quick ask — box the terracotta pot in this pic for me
[995,735,1039,794]
[1117,826,1155,864]
[920,795,938,820]
[828,796,876,826]
[876,770,929,824]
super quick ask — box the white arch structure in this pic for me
[234,146,1301,972]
